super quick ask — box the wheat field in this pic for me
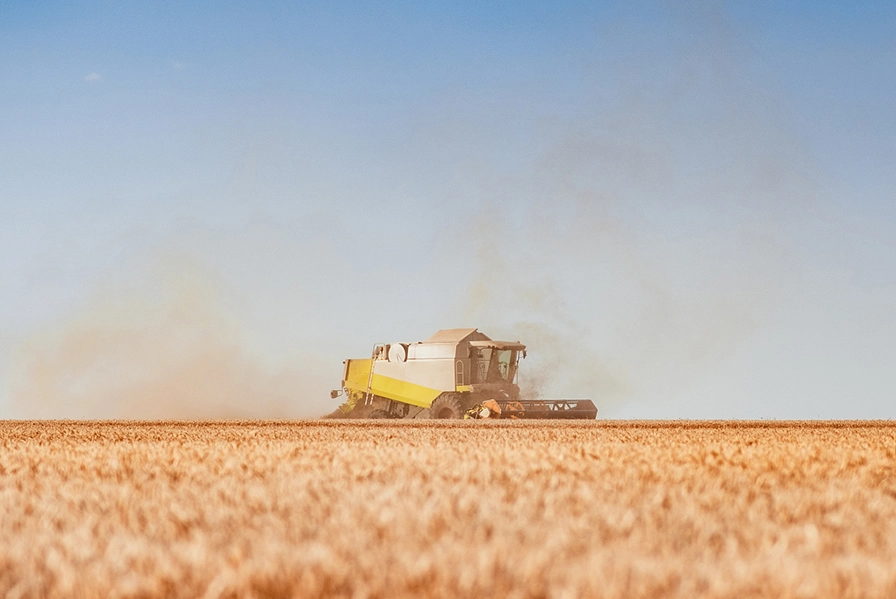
[1,420,895,598]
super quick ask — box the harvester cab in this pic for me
[330,328,597,420]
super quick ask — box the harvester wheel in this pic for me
[430,394,465,419]
[369,409,391,419]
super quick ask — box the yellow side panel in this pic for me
[344,359,442,408]
[344,358,373,389]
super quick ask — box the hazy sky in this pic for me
[2,1,894,419]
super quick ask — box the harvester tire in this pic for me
[369,409,391,419]
[430,394,465,419]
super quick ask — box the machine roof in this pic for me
[469,340,526,350]
[424,328,492,344]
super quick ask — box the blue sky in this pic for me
[1,1,894,418]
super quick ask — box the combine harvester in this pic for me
[330,328,597,419]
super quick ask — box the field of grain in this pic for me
[1,420,895,598]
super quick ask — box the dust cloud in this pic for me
[456,4,814,415]
[8,260,323,419]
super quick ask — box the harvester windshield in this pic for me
[474,348,519,383]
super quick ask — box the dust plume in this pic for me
[9,260,323,419]
[457,3,813,415]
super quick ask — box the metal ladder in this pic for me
[365,343,385,406]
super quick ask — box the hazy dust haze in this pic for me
[455,4,812,413]
[8,260,322,419]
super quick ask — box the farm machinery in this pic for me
[329,328,597,420]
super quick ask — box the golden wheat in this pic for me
[1,420,894,598]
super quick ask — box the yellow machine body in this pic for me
[342,358,442,408]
